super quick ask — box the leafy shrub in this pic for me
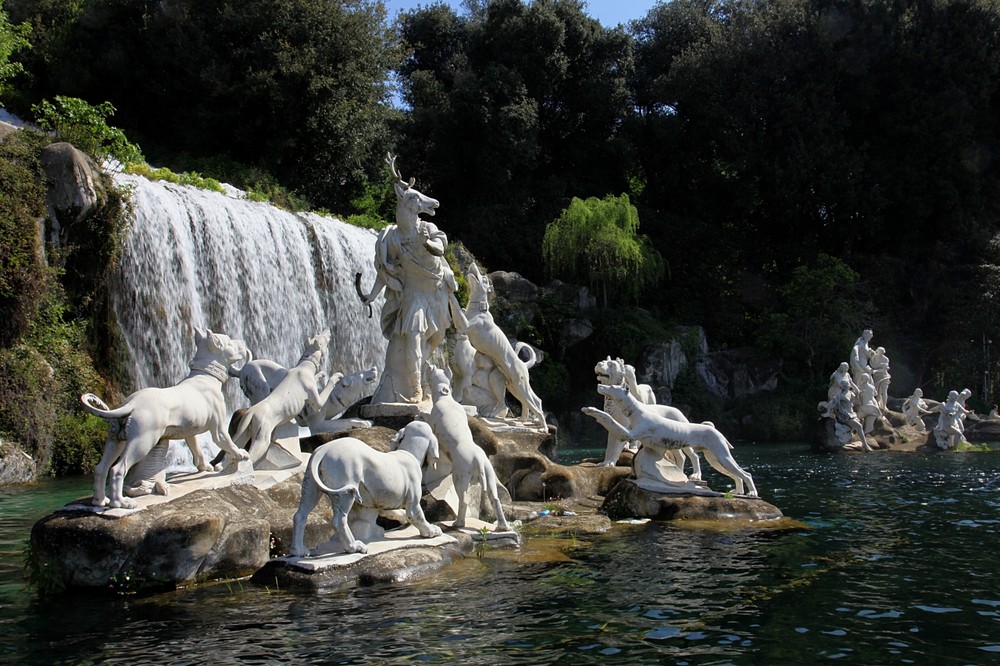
[0,130,47,346]
[124,163,224,194]
[31,96,144,166]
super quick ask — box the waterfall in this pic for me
[110,174,387,469]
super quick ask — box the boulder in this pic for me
[0,440,36,485]
[30,485,274,591]
[601,479,784,522]
[489,270,538,303]
[39,142,103,247]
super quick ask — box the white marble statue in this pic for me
[357,154,468,406]
[290,421,443,556]
[593,357,702,479]
[302,367,378,434]
[828,379,873,451]
[456,263,546,427]
[426,365,512,531]
[582,383,758,497]
[228,352,288,405]
[857,372,882,434]
[850,328,874,385]
[229,330,336,467]
[901,388,931,431]
[870,346,891,410]
[933,390,971,450]
[81,328,252,509]
[819,362,859,417]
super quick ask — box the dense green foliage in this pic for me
[0,6,28,96]
[0,129,123,473]
[32,96,143,165]
[5,0,400,212]
[543,193,664,306]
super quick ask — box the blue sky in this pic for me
[383,0,663,27]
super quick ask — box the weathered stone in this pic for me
[695,348,782,401]
[0,440,36,485]
[40,142,103,245]
[489,270,538,303]
[601,479,784,522]
[252,531,472,592]
[30,485,275,590]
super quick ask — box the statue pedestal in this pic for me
[252,524,469,591]
[602,478,785,522]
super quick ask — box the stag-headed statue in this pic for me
[357,154,467,405]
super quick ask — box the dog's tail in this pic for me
[80,393,134,420]
[229,348,253,378]
[514,342,537,369]
[307,445,363,502]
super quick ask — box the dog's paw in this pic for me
[234,449,251,461]
[347,541,368,555]
[110,497,138,510]
[422,525,443,538]
[92,496,109,508]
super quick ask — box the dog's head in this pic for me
[466,263,492,303]
[194,328,248,368]
[424,364,452,400]
[305,329,332,356]
[596,382,630,402]
[393,420,439,466]
[595,356,625,386]
[337,366,379,398]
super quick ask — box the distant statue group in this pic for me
[820,328,977,450]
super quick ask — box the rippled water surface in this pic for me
[2,446,999,665]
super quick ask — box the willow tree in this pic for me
[542,193,664,307]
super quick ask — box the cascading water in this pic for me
[109,174,387,468]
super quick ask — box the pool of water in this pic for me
[1,446,998,664]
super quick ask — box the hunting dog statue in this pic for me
[228,330,334,467]
[290,421,443,556]
[594,356,702,479]
[81,328,251,509]
[426,364,512,531]
[583,383,758,497]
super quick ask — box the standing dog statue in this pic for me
[81,328,251,509]
[291,421,443,556]
[426,364,512,531]
[583,383,758,497]
[228,330,334,467]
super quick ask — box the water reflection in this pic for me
[2,446,1000,664]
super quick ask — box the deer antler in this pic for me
[385,152,415,189]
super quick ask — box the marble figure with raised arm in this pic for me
[356,154,467,406]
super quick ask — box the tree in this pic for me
[543,193,664,306]
[398,0,633,275]
[0,7,30,99]
[6,0,401,212]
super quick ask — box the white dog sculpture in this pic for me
[302,366,378,434]
[594,357,702,479]
[460,263,546,427]
[426,365,512,531]
[290,421,443,556]
[229,330,335,466]
[81,328,252,509]
[583,383,758,497]
[228,352,287,405]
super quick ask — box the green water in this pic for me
[1,446,998,665]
